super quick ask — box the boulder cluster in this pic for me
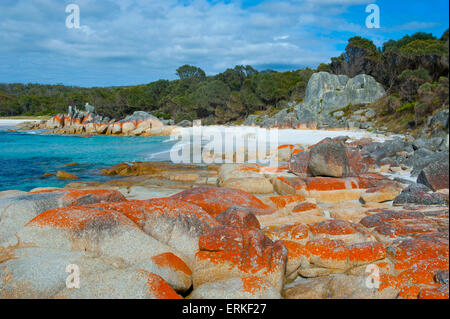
[20,103,176,136]
[1,133,448,299]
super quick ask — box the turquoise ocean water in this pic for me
[0,126,176,191]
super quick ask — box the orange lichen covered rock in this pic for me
[309,219,356,236]
[30,189,126,206]
[170,187,274,217]
[308,219,374,244]
[272,223,310,244]
[303,177,360,191]
[269,194,306,209]
[292,202,319,213]
[131,252,192,292]
[56,269,181,299]
[348,242,386,265]
[194,226,287,291]
[272,176,307,195]
[306,239,350,270]
[387,233,449,271]
[356,173,389,189]
[372,219,440,240]
[360,180,403,203]
[0,188,126,244]
[215,206,261,229]
[151,253,192,276]
[282,240,310,276]
[419,284,449,299]
[19,206,185,265]
[92,198,220,259]
[26,206,135,232]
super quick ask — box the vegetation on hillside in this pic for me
[0,29,448,131]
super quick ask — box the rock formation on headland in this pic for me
[244,72,386,129]
[24,103,175,136]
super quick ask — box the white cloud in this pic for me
[0,0,444,86]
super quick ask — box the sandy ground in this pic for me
[0,119,37,130]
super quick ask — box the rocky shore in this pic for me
[15,104,180,137]
[1,132,448,299]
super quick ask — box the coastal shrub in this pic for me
[396,102,415,113]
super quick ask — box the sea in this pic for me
[0,120,176,191]
[0,119,386,192]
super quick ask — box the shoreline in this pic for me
[0,129,448,299]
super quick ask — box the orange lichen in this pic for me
[269,195,306,209]
[138,270,182,299]
[170,187,274,217]
[304,177,359,191]
[241,276,268,295]
[348,242,386,263]
[275,177,307,192]
[292,202,318,213]
[306,238,349,261]
[92,198,220,232]
[309,219,356,236]
[419,285,449,299]
[216,208,261,229]
[277,144,294,150]
[151,253,192,276]
[389,235,449,270]
[197,226,287,275]
[29,189,126,206]
[276,224,309,242]
[282,240,310,259]
[26,207,134,231]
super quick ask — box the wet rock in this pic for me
[56,171,80,180]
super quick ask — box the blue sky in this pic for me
[0,0,448,87]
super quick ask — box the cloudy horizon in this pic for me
[0,0,448,87]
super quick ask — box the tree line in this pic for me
[0,29,448,126]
